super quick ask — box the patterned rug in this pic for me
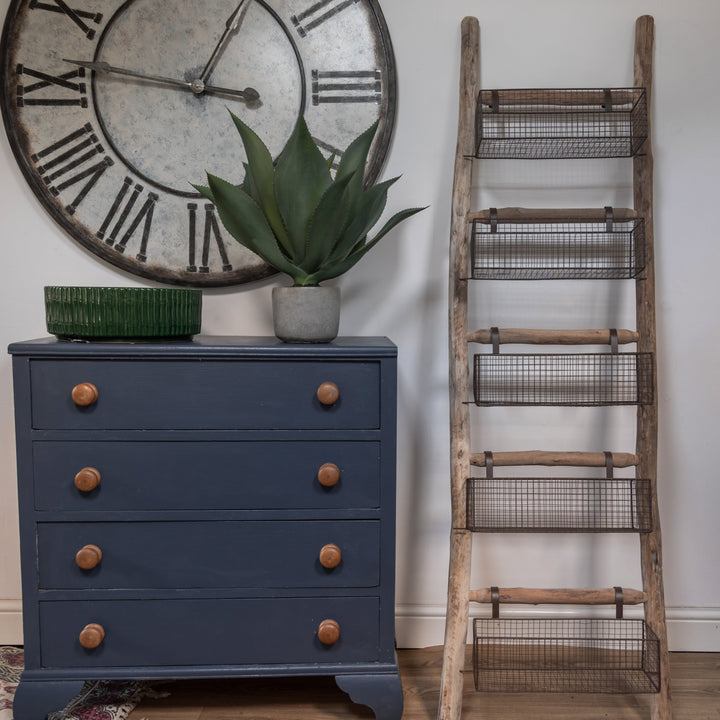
[0,647,168,720]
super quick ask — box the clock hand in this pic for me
[200,0,251,84]
[202,83,260,103]
[65,58,194,89]
[63,59,259,102]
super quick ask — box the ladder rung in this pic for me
[467,328,639,345]
[479,89,640,107]
[468,207,639,224]
[470,451,639,468]
[469,587,647,605]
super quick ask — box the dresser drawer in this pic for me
[38,521,380,590]
[33,441,380,511]
[29,360,380,430]
[39,597,380,668]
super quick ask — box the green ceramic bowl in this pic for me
[45,286,202,341]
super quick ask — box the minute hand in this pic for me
[200,0,250,84]
[63,59,259,101]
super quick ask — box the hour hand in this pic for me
[63,59,260,102]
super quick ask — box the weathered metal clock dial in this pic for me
[1,0,396,286]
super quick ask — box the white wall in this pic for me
[1,0,719,651]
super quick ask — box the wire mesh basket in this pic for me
[473,617,661,693]
[466,477,652,532]
[470,213,646,280]
[473,352,654,406]
[475,88,648,159]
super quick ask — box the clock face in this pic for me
[0,0,396,286]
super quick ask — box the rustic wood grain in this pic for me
[466,328,639,346]
[438,15,480,720]
[633,14,672,720]
[126,648,719,720]
[468,587,647,605]
[479,88,640,107]
[437,14,670,720]
[470,450,638,468]
[468,207,638,224]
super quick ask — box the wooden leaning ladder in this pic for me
[439,15,671,720]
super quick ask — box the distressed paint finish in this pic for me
[0,0,396,286]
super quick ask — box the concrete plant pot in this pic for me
[272,286,340,343]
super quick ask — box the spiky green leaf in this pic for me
[205,174,304,280]
[274,115,332,264]
[305,205,427,284]
[228,111,290,255]
[335,120,378,184]
[192,183,215,203]
[240,162,253,196]
[324,176,400,266]
[364,205,428,250]
[302,171,357,272]
[334,120,378,215]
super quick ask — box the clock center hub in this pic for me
[190,79,206,95]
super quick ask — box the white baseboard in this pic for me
[2,600,718,651]
[395,603,720,652]
[0,600,22,645]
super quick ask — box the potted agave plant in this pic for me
[194,111,425,342]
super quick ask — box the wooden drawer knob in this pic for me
[317,462,340,488]
[318,619,340,645]
[319,543,342,569]
[316,381,339,406]
[72,382,98,407]
[75,544,102,570]
[74,467,101,492]
[78,623,105,649]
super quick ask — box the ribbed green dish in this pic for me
[45,287,202,341]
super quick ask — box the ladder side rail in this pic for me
[438,15,480,720]
[634,14,672,720]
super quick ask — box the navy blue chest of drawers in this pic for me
[9,336,401,720]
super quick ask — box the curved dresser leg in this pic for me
[335,672,403,720]
[12,678,85,720]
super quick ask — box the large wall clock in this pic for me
[0,0,397,286]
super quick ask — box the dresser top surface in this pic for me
[8,336,396,359]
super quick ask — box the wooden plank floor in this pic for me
[128,647,720,720]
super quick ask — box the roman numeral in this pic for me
[291,0,359,37]
[29,0,103,40]
[16,64,88,107]
[187,203,232,273]
[312,70,381,105]
[97,177,158,262]
[31,123,112,213]
[312,136,343,172]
